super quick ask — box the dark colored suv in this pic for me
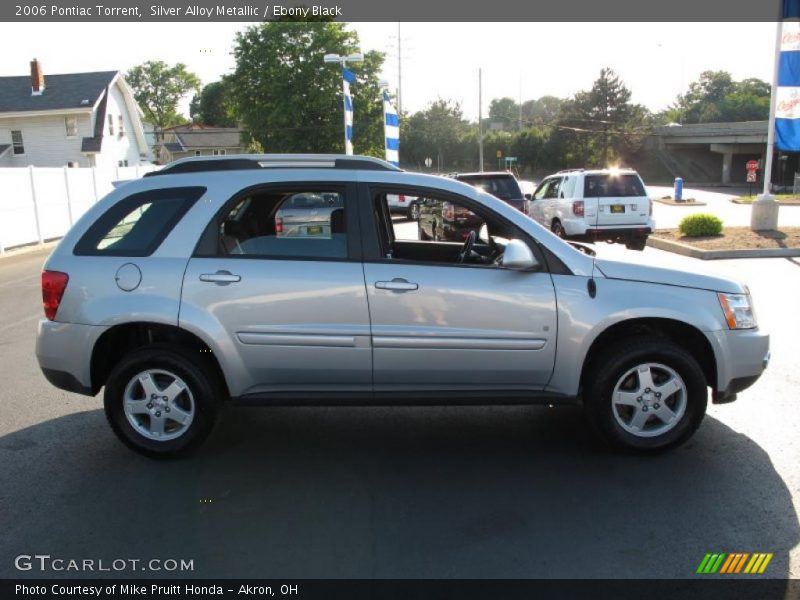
[454,172,525,212]
[417,197,484,242]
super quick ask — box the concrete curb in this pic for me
[730,199,800,206]
[653,198,707,206]
[647,235,800,260]
[0,239,60,261]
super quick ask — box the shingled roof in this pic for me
[164,125,243,150]
[0,71,118,113]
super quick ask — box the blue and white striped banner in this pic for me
[776,1,800,150]
[342,68,355,155]
[383,91,400,166]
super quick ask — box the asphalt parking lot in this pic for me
[1,231,799,580]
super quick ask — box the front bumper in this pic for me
[36,319,108,396]
[708,328,770,403]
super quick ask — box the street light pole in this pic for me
[324,52,363,155]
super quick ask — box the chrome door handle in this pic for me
[199,271,241,284]
[375,279,418,291]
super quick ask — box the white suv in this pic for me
[525,168,654,250]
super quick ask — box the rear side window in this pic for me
[457,175,523,200]
[74,187,205,256]
[584,174,646,198]
[212,189,348,259]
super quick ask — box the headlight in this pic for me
[717,292,757,329]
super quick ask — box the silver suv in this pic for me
[36,155,769,457]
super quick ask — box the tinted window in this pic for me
[217,190,347,259]
[584,174,646,197]
[457,175,523,200]
[74,187,204,256]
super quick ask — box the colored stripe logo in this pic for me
[696,553,773,574]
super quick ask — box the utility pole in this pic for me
[478,68,484,172]
[397,22,402,114]
[518,74,523,132]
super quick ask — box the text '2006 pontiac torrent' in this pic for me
[36,155,769,456]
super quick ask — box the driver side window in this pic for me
[372,189,524,268]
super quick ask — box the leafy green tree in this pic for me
[402,99,473,170]
[230,20,384,155]
[664,71,769,123]
[555,68,651,167]
[126,61,201,131]
[190,78,237,127]
[521,96,563,126]
[488,97,520,131]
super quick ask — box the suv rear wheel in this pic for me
[625,237,648,251]
[583,338,707,452]
[551,219,566,238]
[104,345,222,458]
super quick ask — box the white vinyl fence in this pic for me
[0,165,158,254]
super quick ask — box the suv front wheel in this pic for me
[104,345,222,458]
[583,338,707,452]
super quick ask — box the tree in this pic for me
[665,71,769,123]
[126,61,201,131]
[190,78,237,127]
[229,19,385,155]
[488,97,520,131]
[555,68,651,168]
[402,99,473,170]
[521,96,562,126]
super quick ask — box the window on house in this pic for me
[65,116,78,137]
[118,160,129,167]
[108,114,114,136]
[11,130,24,155]
[213,149,227,156]
[118,115,124,137]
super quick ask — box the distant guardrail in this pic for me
[0,165,158,254]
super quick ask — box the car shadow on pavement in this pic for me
[0,404,797,582]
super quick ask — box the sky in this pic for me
[0,22,777,120]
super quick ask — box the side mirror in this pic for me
[524,193,533,201]
[501,239,539,271]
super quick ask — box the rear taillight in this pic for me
[275,217,283,233]
[444,202,454,221]
[42,270,69,321]
[649,199,653,216]
[399,194,406,203]
[572,200,585,217]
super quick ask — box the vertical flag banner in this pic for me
[383,91,400,167]
[776,1,800,150]
[342,68,355,155]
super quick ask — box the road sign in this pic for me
[746,160,759,171]
[496,149,503,158]
[747,171,757,183]
[424,157,432,168]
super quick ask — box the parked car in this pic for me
[526,168,654,250]
[37,154,769,457]
[273,192,344,238]
[417,196,484,242]
[452,172,526,212]
[387,194,421,220]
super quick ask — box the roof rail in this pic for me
[556,168,585,174]
[144,154,401,177]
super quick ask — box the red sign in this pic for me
[746,160,759,171]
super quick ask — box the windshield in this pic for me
[584,174,646,198]
[458,175,523,200]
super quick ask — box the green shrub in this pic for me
[678,213,723,237]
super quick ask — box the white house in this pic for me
[0,59,149,168]
[158,124,244,164]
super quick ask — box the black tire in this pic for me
[551,220,566,238]
[583,338,708,452]
[104,344,223,458]
[625,237,648,251]
[408,202,420,221]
